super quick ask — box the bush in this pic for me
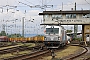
[72,38,82,41]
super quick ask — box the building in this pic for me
[39,10,90,41]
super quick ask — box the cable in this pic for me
[24,0,35,5]
[51,3,90,8]
[46,0,52,4]
[85,0,90,5]
[18,1,33,8]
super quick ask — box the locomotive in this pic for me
[44,25,68,49]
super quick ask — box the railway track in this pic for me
[62,44,90,60]
[2,47,48,60]
[7,44,89,60]
[0,44,45,60]
[2,44,67,60]
[0,42,17,47]
[72,47,90,60]
[1,42,90,60]
[5,50,49,60]
[0,46,31,54]
[0,44,44,54]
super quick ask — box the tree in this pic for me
[0,33,2,36]
[66,30,72,33]
[0,31,6,36]
[8,34,22,38]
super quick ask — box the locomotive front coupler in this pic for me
[50,49,56,59]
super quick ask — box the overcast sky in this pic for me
[0,0,90,35]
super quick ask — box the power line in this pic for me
[85,0,90,5]
[18,1,53,10]
[46,0,52,4]
[51,3,89,7]
[24,0,35,5]
[19,1,33,7]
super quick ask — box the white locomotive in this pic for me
[44,25,68,49]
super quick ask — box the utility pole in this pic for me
[22,17,25,37]
[62,2,63,10]
[2,24,5,31]
[74,2,78,39]
[75,2,76,11]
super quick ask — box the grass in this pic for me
[55,46,81,58]
[0,42,13,46]
[0,43,35,50]
[0,50,31,59]
[0,44,23,50]
[0,53,14,59]
[42,46,82,60]
[22,43,35,47]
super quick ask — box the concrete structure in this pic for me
[83,25,90,41]
[39,10,90,41]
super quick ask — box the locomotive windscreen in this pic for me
[46,28,59,34]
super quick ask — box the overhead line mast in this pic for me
[74,2,78,39]
[18,0,53,37]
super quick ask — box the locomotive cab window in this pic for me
[46,28,59,34]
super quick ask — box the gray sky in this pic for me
[0,0,90,35]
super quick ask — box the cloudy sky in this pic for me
[0,0,90,35]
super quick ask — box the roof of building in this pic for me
[39,10,90,15]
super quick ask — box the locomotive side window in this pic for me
[46,28,59,34]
